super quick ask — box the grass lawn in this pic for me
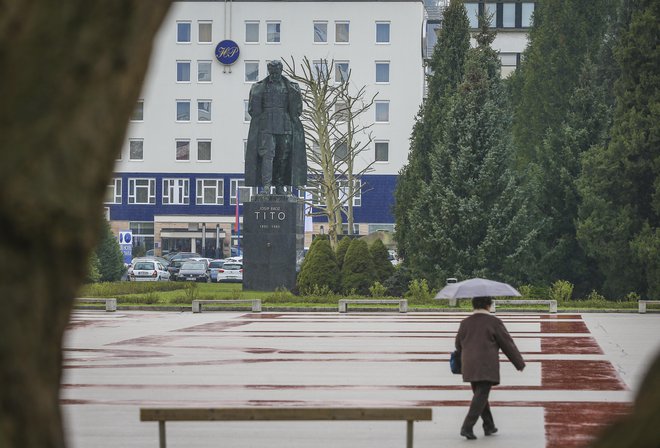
[75,281,649,312]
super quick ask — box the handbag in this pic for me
[450,350,462,374]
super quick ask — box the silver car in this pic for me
[217,262,243,283]
[176,261,210,282]
[129,260,170,282]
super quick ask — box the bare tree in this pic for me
[283,57,376,248]
[0,2,171,447]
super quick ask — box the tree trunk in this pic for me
[0,2,171,447]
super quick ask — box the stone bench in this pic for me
[638,300,660,314]
[338,299,408,313]
[493,299,557,313]
[74,298,117,312]
[140,407,433,448]
[192,299,261,313]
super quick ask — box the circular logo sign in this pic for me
[215,40,240,65]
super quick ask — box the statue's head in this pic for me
[267,60,283,79]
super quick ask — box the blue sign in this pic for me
[215,40,240,65]
[119,231,133,263]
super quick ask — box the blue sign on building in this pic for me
[215,40,240,65]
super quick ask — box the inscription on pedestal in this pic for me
[243,198,304,292]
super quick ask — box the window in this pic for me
[176,100,190,121]
[230,179,254,205]
[522,3,535,27]
[334,141,348,162]
[502,3,515,28]
[197,61,212,82]
[162,179,190,205]
[130,100,144,121]
[198,21,212,43]
[376,22,390,43]
[176,140,190,161]
[484,3,496,26]
[196,179,224,205]
[244,100,251,122]
[245,21,259,43]
[128,178,155,204]
[500,53,518,68]
[335,61,349,83]
[335,21,349,43]
[197,140,211,161]
[266,21,281,43]
[375,141,389,162]
[375,101,390,122]
[376,61,390,83]
[245,61,259,82]
[313,21,328,43]
[177,61,191,82]
[465,3,479,28]
[339,180,361,207]
[197,100,211,122]
[105,178,122,204]
[312,60,329,80]
[129,139,143,160]
[177,21,191,43]
[335,101,349,122]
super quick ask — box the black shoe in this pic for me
[460,428,477,440]
[484,426,498,436]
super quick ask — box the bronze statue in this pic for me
[245,60,306,194]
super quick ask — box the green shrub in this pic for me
[302,284,336,297]
[584,289,606,302]
[518,284,533,299]
[96,219,126,282]
[369,281,387,297]
[549,280,574,302]
[383,266,413,297]
[297,238,341,293]
[85,252,101,283]
[184,282,199,302]
[341,239,375,295]
[267,287,295,302]
[369,239,394,283]
[405,279,432,302]
[335,236,352,269]
[624,291,640,302]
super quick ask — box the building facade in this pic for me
[106,0,533,258]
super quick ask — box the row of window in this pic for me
[176,20,391,45]
[106,178,363,206]
[464,2,535,29]
[120,139,391,163]
[132,96,392,125]
[172,59,391,84]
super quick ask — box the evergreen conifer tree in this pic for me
[341,239,376,295]
[335,236,351,270]
[405,19,537,286]
[369,239,394,283]
[96,220,125,282]
[394,0,469,260]
[297,238,341,293]
[577,0,659,298]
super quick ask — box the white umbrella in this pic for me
[434,278,521,299]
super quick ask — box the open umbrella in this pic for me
[434,278,521,299]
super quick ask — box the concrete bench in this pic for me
[140,407,432,448]
[192,299,261,313]
[638,300,660,314]
[493,299,557,313]
[74,298,117,312]
[338,299,408,313]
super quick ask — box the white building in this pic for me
[107,0,532,257]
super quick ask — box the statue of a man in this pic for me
[245,60,306,194]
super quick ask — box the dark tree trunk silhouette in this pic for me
[0,2,171,447]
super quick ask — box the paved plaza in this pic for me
[61,310,660,448]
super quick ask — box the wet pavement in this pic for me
[61,311,660,448]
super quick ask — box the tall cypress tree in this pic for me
[406,20,537,286]
[577,0,660,298]
[96,219,125,282]
[394,0,469,260]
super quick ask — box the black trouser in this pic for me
[462,381,495,430]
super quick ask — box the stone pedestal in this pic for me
[243,194,304,291]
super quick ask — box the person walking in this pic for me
[455,296,526,440]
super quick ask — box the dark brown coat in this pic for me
[455,312,525,384]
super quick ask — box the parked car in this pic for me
[167,259,190,278]
[176,261,211,282]
[129,260,170,282]
[127,256,170,276]
[169,252,201,262]
[217,262,243,283]
[208,259,226,282]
